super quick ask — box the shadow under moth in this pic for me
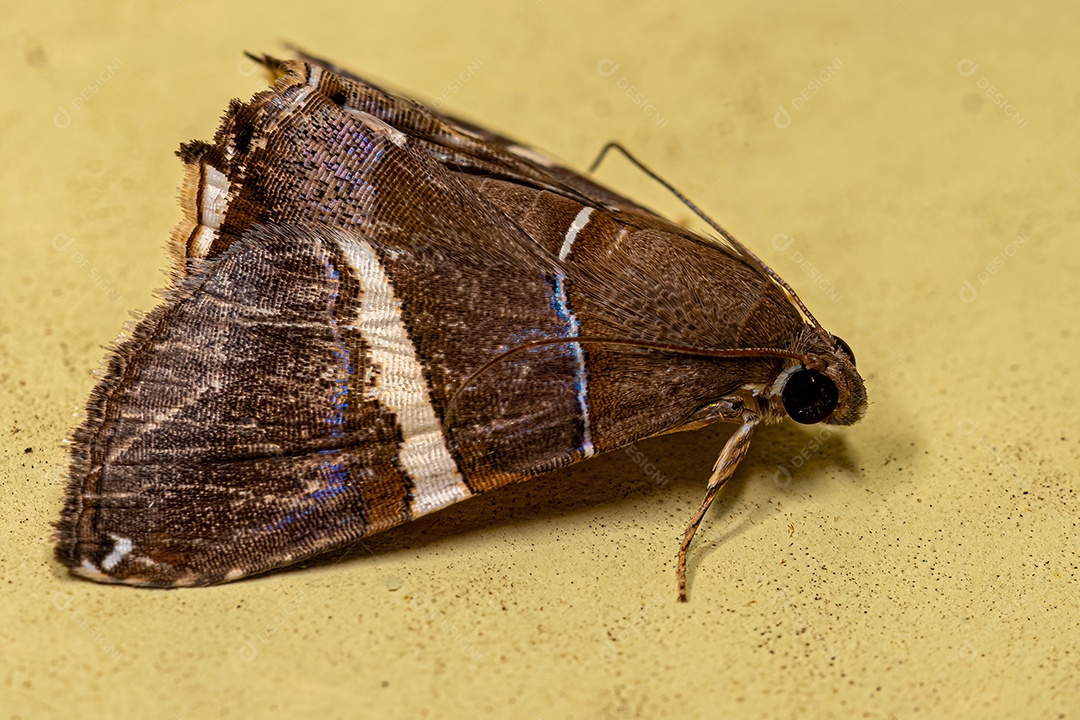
[55,50,867,600]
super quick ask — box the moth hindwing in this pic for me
[55,52,867,597]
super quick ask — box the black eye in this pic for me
[782,369,839,424]
[833,335,856,367]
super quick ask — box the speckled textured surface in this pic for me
[2,2,1078,718]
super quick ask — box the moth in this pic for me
[55,51,867,599]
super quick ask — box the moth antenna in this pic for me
[444,336,806,424]
[586,142,824,330]
[243,51,291,78]
[242,51,269,67]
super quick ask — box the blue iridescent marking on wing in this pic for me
[310,449,351,503]
[300,131,381,214]
[260,259,355,533]
[260,452,352,532]
[548,273,595,458]
[323,259,352,439]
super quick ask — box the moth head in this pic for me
[771,331,867,426]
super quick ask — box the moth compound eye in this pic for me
[782,369,839,424]
[832,335,856,367]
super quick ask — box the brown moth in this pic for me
[55,51,867,599]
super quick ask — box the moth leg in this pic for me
[677,406,760,602]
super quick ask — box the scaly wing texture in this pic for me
[57,58,809,586]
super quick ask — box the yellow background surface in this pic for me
[3,2,1078,718]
